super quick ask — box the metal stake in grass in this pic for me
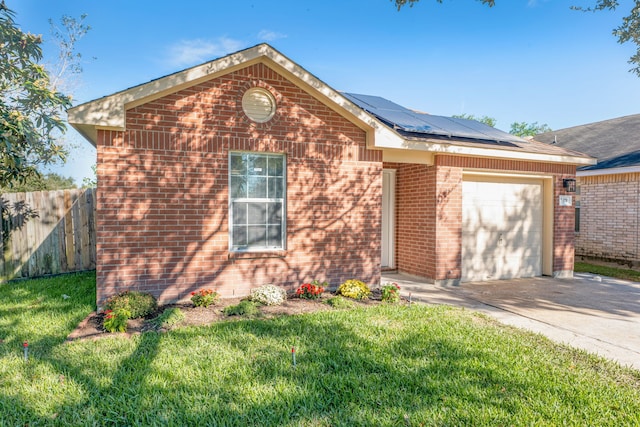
[291,347,296,367]
[409,292,412,305]
[23,340,29,362]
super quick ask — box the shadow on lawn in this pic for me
[7,307,547,425]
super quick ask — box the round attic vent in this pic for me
[242,88,276,123]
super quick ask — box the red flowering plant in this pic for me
[295,280,326,300]
[190,289,219,308]
[381,282,401,303]
[103,308,131,333]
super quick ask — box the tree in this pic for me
[571,1,640,75]
[452,113,497,127]
[509,121,552,137]
[0,2,71,187]
[81,164,97,188]
[47,13,91,94]
[0,171,76,193]
[394,0,640,76]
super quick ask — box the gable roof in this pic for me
[68,43,594,166]
[67,43,389,148]
[535,114,640,171]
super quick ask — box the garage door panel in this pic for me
[462,178,543,282]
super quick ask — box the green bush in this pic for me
[223,300,260,316]
[104,291,157,318]
[337,279,371,300]
[103,308,131,333]
[325,296,355,309]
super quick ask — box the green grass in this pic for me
[150,307,185,329]
[325,295,355,309]
[2,273,640,426]
[575,261,640,282]
[223,299,260,316]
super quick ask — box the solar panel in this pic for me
[343,93,526,144]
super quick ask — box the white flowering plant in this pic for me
[250,284,287,306]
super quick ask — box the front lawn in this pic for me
[1,274,639,426]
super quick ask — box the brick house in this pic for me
[536,115,640,266]
[68,44,594,306]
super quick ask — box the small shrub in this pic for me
[296,280,326,300]
[103,308,131,333]
[325,296,355,309]
[223,300,260,316]
[190,289,219,308]
[381,282,401,303]
[151,307,185,329]
[104,291,157,318]
[337,279,371,300]
[250,284,286,306]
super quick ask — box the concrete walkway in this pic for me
[383,272,640,371]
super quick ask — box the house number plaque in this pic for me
[559,195,573,207]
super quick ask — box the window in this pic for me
[229,152,285,251]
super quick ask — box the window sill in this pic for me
[228,250,287,260]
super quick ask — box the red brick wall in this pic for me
[576,173,640,264]
[385,155,577,282]
[96,63,382,306]
[383,162,436,278]
[434,164,463,280]
[553,174,577,273]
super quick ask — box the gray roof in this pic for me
[535,114,640,170]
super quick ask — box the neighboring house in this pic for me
[68,44,594,306]
[536,115,640,266]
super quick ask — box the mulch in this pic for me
[66,290,397,342]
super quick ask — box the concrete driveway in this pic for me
[383,272,640,371]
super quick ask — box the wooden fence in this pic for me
[0,188,96,281]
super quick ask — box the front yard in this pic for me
[1,272,639,425]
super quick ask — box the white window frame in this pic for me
[229,152,286,252]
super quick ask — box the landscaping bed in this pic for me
[66,289,398,341]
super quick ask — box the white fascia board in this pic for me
[67,44,389,147]
[372,135,596,166]
[257,53,393,146]
[578,165,640,177]
[67,46,270,144]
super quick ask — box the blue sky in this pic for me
[11,0,640,184]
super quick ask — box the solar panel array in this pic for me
[343,93,526,144]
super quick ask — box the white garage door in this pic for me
[462,176,543,282]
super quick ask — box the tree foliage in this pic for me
[394,0,640,76]
[452,113,497,127]
[509,121,552,137]
[394,0,494,9]
[0,2,71,187]
[452,114,552,137]
[48,13,91,94]
[0,171,76,193]
[81,164,97,188]
[572,1,640,75]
